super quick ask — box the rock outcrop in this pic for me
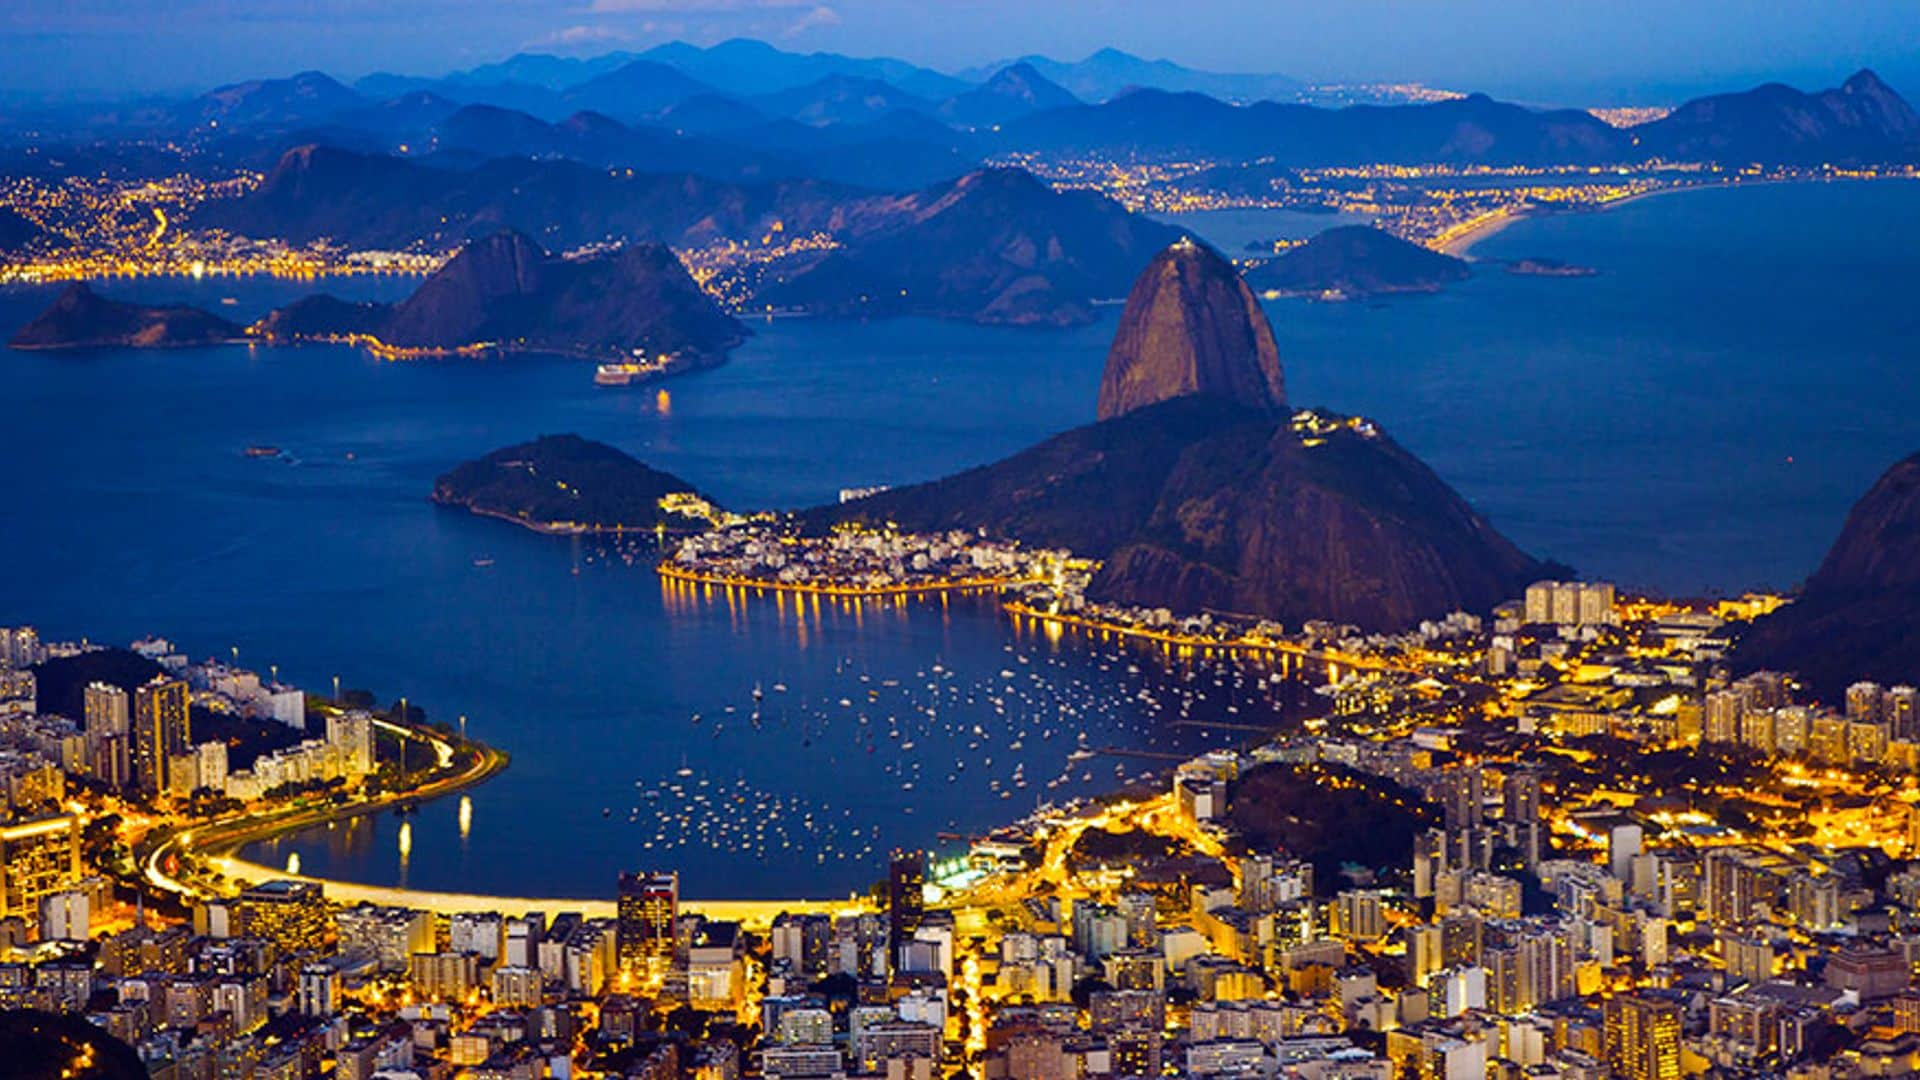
[1737,450,1920,697]
[1095,237,1286,421]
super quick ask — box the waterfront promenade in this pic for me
[658,561,1040,598]
[208,852,866,925]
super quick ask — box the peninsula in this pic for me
[9,283,245,349]
[1245,224,1472,299]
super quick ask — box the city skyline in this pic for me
[6,2,1920,1077]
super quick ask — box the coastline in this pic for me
[657,562,1041,598]
[440,501,704,537]
[1434,208,1524,258]
[143,721,502,904]
[207,849,865,923]
[1434,174,1919,258]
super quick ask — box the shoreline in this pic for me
[657,562,1041,598]
[149,701,868,924]
[1433,207,1524,258]
[208,849,864,923]
[1435,174,1920,258]
[439,501,704,537]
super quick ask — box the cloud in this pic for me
[782,5,841,38]
[528,24,632,48]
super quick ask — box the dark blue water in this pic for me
[1,277,1279,899]
[6,180,1919,897]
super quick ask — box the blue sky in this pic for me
[2,0,1916,105]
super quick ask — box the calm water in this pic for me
[6,180,1919,897]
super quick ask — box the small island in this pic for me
[1244,224,1472,300]
[1503,256,1598,277]
[431,434,721,534]
[9,282,245,349]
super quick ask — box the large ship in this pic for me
[594,351,674,387]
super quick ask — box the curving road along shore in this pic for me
[146,720,862,926]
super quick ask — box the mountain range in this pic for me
[755,168,1180,326]
[957,47,1301,104]
[1631,69,1920,164]
[28,51,1914,201]
[254,230,745,363]
[201,147,1175,326]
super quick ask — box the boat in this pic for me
[594,363,639,387]
[243,445,282,458]
[472,557,496,568]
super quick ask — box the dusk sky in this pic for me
[3,0,1919,105]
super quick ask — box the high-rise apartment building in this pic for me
[133,675,190,797]
[617,871,679,977]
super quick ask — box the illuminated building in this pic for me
[888,849,925,960]
[132,674,190,797]
[409,951,482,1001]
[1524,581,1617,627]
[616,871,679,977]
[1603,993,1681,1080]
[83,681,133,790]
[1334,890,1387,942]
[236,880,330,955]
[0,814,82,928]
[335,904,434,973]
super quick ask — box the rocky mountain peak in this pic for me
[1095,237,1286,421]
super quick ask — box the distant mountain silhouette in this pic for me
[255,230,746,363]
[642,38,969,100]
[746,75,935,127]
[651,93,771,135]
[940,63,1082,128]
[196,144,852,249]
[960,47,1300,104]
[996,88,1629,165]
[1635,69,1920,164]
[420,103,778,178]
[562,60,719,123]
[1737,449,1920,698]
[757,167,1181,325]
[1247,225,1472,297]
[172,70,366,131]
[322,90,463,138]
[11,283,243,349]
[1097,238,1285,420]
[450,51,647,91]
